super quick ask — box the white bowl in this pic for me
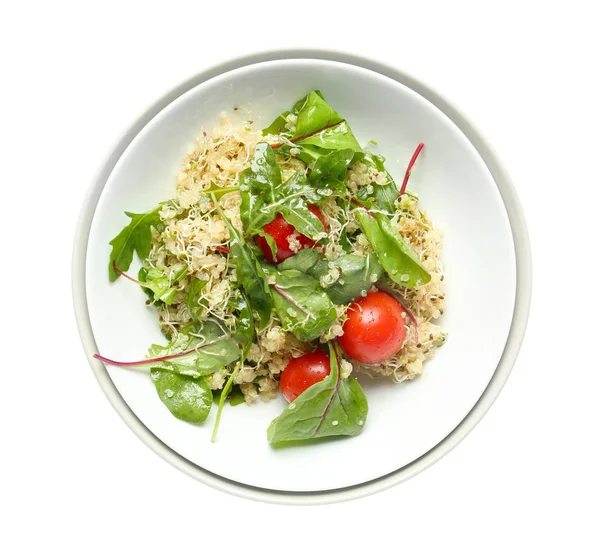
[73,50,531,504]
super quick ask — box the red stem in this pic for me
[399,143,425,196]
[271,120,345,150]
[93,335,229,367]
[272,284,314,319]
[112,261,147,286]
[215,246,230,254]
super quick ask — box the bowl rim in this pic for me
[72,48,531,505]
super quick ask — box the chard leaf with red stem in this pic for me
[267,341,368,446]
[264,266,337,342]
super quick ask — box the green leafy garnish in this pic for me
[146,320,239,377]
[278,250,383,305]
[358,153,400,213]
[202,182,239,199]
[265,267,337,342]
[216,201,273,328]
[264,91,362,166]
[355,208,431,287]
[211,291,255,442]
[141,266,187,305]
[310,253,384,304]
[267,342,368,446]
[151,369,212,424]
[307,148,355,197]
[108,206,162,281]
[240,143,325,242]
[277,248,321,272]
[186,278,207,319]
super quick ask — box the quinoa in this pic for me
[145,116,446,403]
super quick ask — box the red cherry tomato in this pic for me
[279,349,331,402]
[254,204,326,264]
[338,291,407,364]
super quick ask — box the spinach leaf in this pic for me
[279,250,383,305]
[151,369,212,424]
[355,208,431,287]
[147,320,239,377]
[310,253,384,305]
[307,149,355,196]
[240,144,325,242]
[277,248,321,272]
[187,278,207,320]
[141,266,187,305]
[216,202,273,328]
[266,267,337,342]
[357,153,399,213]
[108,206,162,281]
[228,386,246,406]
[267,342,368,445]
[213,385,245,407]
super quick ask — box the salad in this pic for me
[94,91,447,446]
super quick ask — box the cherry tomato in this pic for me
[338,290,407,364]
[254,204,326,264]
[279,349,331,402]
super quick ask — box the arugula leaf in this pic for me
[151,369,212,424]
[147,320,239,377]
[216,202,273,328]
[355,208,431,287]
[240,144,325,242]
[108,206,162,281]
[357,153,399,213]
[266,267,337,342]
[230,290,255,349]
[307,149,355,196]
[186,278,207,319]
[267,342,368,446]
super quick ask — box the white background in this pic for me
[1,1,598,548]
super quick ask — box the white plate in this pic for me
[74,51,531,503]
